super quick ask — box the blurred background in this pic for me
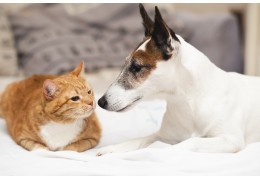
[0,3,259,94]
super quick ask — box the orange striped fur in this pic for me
[0,62,101,152]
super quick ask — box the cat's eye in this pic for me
[88,90,92,94]
[71,96,80,101]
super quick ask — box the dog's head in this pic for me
[98,4,181,112]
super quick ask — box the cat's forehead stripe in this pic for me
[75,89,80,94]
[65,77,86,88]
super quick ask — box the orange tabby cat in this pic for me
[0,62,101,152]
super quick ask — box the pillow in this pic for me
[172,11,243,73]
[8,4,243,76]
[0,7,18,76]
[7,4,153,76]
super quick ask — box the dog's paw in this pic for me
[96,145,131,156]
[96,145,117,156]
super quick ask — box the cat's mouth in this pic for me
[83,107,95,117]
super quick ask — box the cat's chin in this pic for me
[80,109,95,119]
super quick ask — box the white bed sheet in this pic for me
[1,97,260,175]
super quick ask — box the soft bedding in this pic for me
[0,73,260,175]
[1,96,260,175]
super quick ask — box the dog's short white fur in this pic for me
[97,34,260,155]
[97,5,260,156]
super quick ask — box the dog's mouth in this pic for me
[116,97,142,112]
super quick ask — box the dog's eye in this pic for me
[88,90,92,94]
[130,61,142,73]
[71,96,80,101]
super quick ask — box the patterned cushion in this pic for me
[0,7,18,76]
[8,4,243,76]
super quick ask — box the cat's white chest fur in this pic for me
[39,119,85,151]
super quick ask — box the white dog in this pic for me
[97,4,260,156]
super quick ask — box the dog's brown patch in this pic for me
[133,38,164,67]
[118,38,164,90]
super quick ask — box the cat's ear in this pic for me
[71,61,85,79]
[43,79,58,100]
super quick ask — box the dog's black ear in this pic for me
[139,3,154,37]
[152,6,180,59]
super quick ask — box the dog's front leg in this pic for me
[168,136,243,153]
[96,133,158,156]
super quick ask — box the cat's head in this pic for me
[42,62,95,122]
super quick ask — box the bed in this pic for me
[0,3,256,176]
[0,73,260,176]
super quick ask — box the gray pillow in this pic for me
[172,11,243,73]
[8,4,243,76]
[0,8,18,76]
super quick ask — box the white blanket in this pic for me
[1,98,260,175]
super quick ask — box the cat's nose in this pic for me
[98,95,108,109]
[88,101,93,106]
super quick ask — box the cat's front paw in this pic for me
[32,144,49,151]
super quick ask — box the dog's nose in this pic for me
[98,96,108,109]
